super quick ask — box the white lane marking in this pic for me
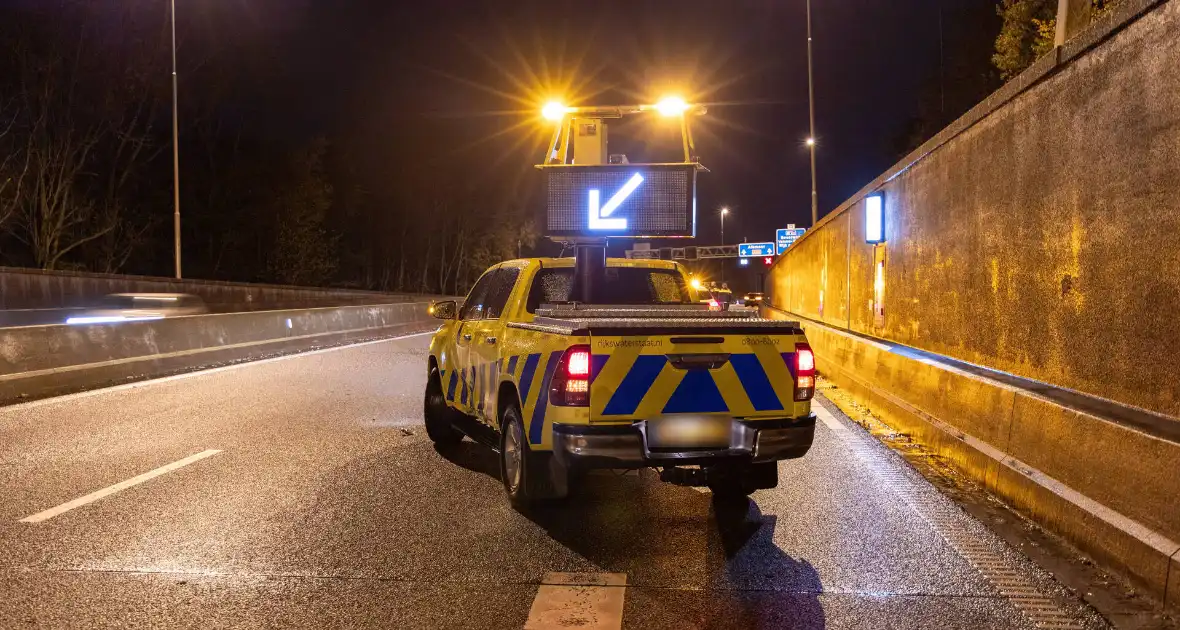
[821,360,1180,558]
[19,449,223,523]
[814,400,1086,629]
[525,572,626,630]
[1,330,435,414]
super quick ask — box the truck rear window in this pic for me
[526,267,691,311]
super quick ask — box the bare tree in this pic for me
[2,7,165,271]
[0,101,24,233]
[9,33,107,269]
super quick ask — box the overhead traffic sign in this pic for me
[738,242,775,258]
[776,227,807,254]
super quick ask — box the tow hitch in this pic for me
[659,466,709,487]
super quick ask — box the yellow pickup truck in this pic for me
[424,257,816,508]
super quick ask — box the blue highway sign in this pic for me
[738,242,776,258]
[776,227,807,254]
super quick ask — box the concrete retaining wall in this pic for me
[770,0,1180,420]
[773,312,1180,604]
[0,301,438,404]
[0,266,420,311]
[765,0,1180,610]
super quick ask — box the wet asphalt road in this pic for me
[0,333,1107,629]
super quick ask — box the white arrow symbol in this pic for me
[588,173,644,231]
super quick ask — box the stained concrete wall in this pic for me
[771,0,1180,420]
[0,266,419,311]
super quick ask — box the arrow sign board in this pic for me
[776,227,807,254]
[545,164,697,238]
[738,242,775,258]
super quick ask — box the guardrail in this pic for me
[0,301,440,405]
[764,304,1180,612]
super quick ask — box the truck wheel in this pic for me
[499,404,569,509]
[424,367,463,447]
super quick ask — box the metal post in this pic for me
[720,210,727,284]
[574,242,607,304]
[170,0,182,279]
[806,0,818,226]
[1055,0,1091,46]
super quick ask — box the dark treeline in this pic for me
[0,0,1105,293]
[0,1,538,293]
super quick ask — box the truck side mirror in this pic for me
[429,300,457,320]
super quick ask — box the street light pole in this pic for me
[806,0,818,226]
[170,0,182,279]
[720,207,729,284]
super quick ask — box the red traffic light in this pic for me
[763,257,773,266]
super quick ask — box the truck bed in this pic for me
[508,305,802,336]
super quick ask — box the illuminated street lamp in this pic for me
[805,137,815,147]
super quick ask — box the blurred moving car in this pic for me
[744,292,764,307]
[66,293,208,324]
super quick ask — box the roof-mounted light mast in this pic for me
[539,98,707,167]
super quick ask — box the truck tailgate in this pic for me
[588,330,807,422]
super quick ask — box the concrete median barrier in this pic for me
[767,306,1180,611]
[0,265,428,311]
[0,301,440,405]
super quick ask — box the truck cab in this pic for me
[425,257,816,508]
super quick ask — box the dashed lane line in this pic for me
[18,449,223,524]
[525,572,627,630]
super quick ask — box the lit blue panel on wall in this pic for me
[865,193,885,244]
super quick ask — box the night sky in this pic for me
[161,0,994,247]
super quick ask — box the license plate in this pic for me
[645,415,733,448]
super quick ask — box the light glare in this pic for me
[542,101,568,121]
[66,315,165,325]
[655,96,690,117]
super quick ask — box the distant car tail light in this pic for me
[794,343,816,401]
[550,345,592,407]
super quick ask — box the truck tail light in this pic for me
[550,345,592,407]
[794,343,816,401]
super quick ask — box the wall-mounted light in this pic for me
[865,192,885,244]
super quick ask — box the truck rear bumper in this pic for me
[552,415,816,469]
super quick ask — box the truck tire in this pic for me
[708,462,778,501]
[424,367,463,447]
[499,404,570,509]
